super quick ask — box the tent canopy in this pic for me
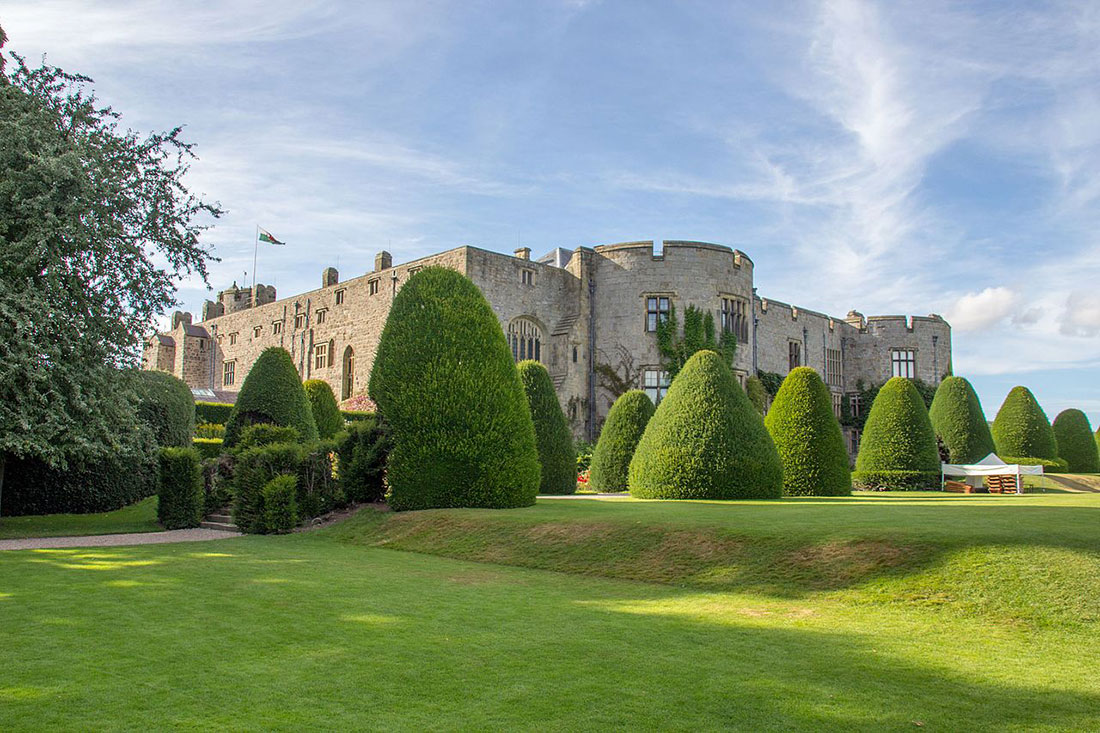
[941,453,1043,476]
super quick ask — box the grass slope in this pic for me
[0,497,158,540]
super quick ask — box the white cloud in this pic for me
[1060,290,1100,337]
[945,287,1019,332]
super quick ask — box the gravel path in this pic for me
[0,528,241,552]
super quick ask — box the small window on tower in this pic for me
[335,289,345,305]
[272,321,282,335]
[316,309,327,325]
[369,279,380,296]
[253,326,262,339]
[295,313,306,329]
[229,332,238,346]
[521,269,534,286]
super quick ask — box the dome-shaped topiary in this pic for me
[1052,409,1099,473]
[368,267,540,510]
[991,386,1058,461]
[589,390,655,493]
[628,350,783,500]
[223,347,319,447]
[518,360,577,495]
[745,375,767,415]
[764,367,850,496]
[133,369,195,447]
[928,376,995,464]
[303,379,343,439]
[853,377,940,490]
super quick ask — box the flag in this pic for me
[258,227,285,245]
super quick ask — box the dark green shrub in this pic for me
[238,424,301,451]
[628,350,783,500]
[232,443,302,533]
[854,377,939,490]
[195,401,233,425]
[998,455,1070,472]
[133,370,195,447]
[745,376,767,415]
[1052,409,1099,473]
[337,421,389,503]
[764,367,850,496]
[517,360,577,495]
[223,347,318,447]
[195,423,225,439]
[297,439,343,519]
[201,455,235,516]
[928,376,995,464]
[368,267,540,510]
[341,410,376,425]
[575,440,595,474]
[304,379,343,439]
[589,390,654,493]
[193,437,224,461]
[851,470,940,491]
[991,386,1058,461]
[157,447,202,529]
[1,449,157,516]
[262,475,298,534]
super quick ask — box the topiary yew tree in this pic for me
[223,348,319,447]
[745,376,767,415]
[518,360,577,495]
[928,376,995,464]
[991,386,1058,462]
[368,267,539,510]
[628,350,782,500]
[853,377,940,490]
[764,367,850,496]
[589,390,655,493]
[1052,409,1099,473]
[303,379,342,440]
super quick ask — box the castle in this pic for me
[143,240,952,454]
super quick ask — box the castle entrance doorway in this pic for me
[342,346,355,400]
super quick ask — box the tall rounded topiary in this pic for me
[517,360,577,495]
[853,377,940,490]
[223,347,319,447]
[1052,409,1099,473]
[303,379,343,439]
[928,376,995,464]
[991,386,1057,462]
[764,367,850,496]
[745,375,768,415]
[628,350,783,500]
[133,369,195,447]
[368,267,540,510]
[589,390,655,493]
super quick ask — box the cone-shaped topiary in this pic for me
[628,350,783,500]
[303,379,343,439]
[133,369,195,447]
[517,360,577,494]
[745,375,767,415]
[368,267,540,510]
[764,367,850,496]
[928,376,995,464]
[589,390,655,493]
[991,386,1058,461]
[223,347,319,447]
[1052,409,1099,473]
[853,377,940,490]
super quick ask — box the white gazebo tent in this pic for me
[940,453,1043,494]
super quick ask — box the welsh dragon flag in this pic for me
[258,227,285,245]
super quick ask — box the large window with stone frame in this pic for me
[222,360,236,387]
[643,369,671,405]
[826,348,842,387]
[508,318,542,362]
[646,296,671,332]
[788,340,802,371]
[314,342,329,370]
[891,349,916,378]
[720,297,749,343]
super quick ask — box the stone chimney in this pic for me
[374,251,392,272]
[845,310,866,329]
[514,247,531,261]
[322,267,339,288]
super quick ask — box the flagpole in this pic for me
[253,224,259,302]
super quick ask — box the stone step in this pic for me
[207,513,233,524]
[200,520,239,532]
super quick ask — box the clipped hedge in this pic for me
[223,347,318,447]
[337,420,389,503]
[195,401,233,425]
[368,267,540,510]
[518,360,577,495]
[745,376,767,415]
[928,376,995,464]
[238,424,301,451]
[157,447,203,529]
[764,367,850,496]
[134,370,196,447]
[262,475,298,534]
[628,350,783,500]
[991,386,1058,462]
[589,390,654,493]
[304,379,343,439]
[231,438,343,533]
[855,377,939,490]
[851,470,941,491]
[1052,409,1099,473]
[999,455,1070,472]
[193,438,224,461]
[0,449,157,516]
[342,410,375,424]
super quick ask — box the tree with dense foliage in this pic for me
[223,348,319,447]
[518,360,577,495]
[764,367,850,496]
[133,370,195,448]
[991,386,1058,462]
[853,377,940,490]
[369,267,539,510]
[589,390,655,493]
[745,376,768,415]
[928,376,995,464]
[0,28,220,512]
[656,304,736,380]
[1052,409,1099,473]
[629,350,782,499]
[303,379,342,439]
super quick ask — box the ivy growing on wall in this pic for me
[655,304,736,380]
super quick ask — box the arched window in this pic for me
[508,317,543,363]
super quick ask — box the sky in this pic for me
[4,0,1100,424]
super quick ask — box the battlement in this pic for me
[593,240,753,269]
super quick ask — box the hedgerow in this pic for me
[223,347,318,447]
[764,367,850,496]
[192,438,224,461]
[262,475,298,534]
[304,379,343,439]
[195,401,233,425]
[518,360,577,495]
[238,424,301,451]
[336,419,389,503]
[1051,409,1099,473]
[133,370,195,447]
[928,376,995,464]
[991,386,1058,462]
[589,390,654,493]
[854,377,940,490]
[1,449,157,516]
[157,447,203,529]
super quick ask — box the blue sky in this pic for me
[4,0,1100,425]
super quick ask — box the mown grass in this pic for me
[0,496,159,540]
[1,494,1098,730]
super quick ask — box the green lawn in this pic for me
[0,496,159,540]
[1,494,1098,730]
